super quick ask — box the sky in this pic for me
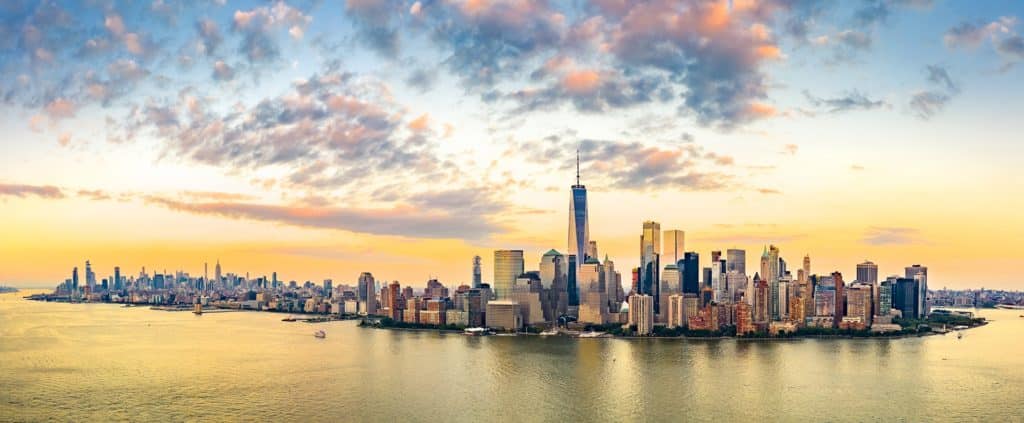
[1,0,1023,290]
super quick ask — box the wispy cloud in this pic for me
[861,226,928,245]
[0,183,64,199]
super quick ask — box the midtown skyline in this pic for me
[2,1,1023,289]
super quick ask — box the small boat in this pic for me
[282,316,297,322]
[539,329,559,336]
[578,331,606,338]
[314,330,326,339]
[463,327,490,336]
[957,332,963,340]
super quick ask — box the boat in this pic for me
[578,331,606,338]
[957,332,963,339]
[463,327,490,336]
[539,329,559,336]
[282,316,297,322]
[314,330,326,339]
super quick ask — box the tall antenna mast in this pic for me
[576,148,580,185]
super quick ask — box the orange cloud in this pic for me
[45,98,76,120]
[408,113,431,132]
[747,102,777,118]
[562,70,601,94]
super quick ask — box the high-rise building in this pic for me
[847,283,873,326]
[72,267,79,291]
[736,301,755,334]
[85,260,95,292]
[472,255,482,288]
[905,265,928,316]
[766,246,780,320]
[568,151,590,276]
[680,252,699,294]
[726,249,746,275]
[586,241,598,261]
[832,272,845,328]
[486,301,522,331]
[539,250,564,290]
[215,260,222,288]
[753,275,769,324]
[893,277,920,319]
[667,293,686,329]
[663,230,685,263]
[568,254,578,306]
[879,277,895,315]
[857,261,879,315]
[358,272,377,315]
[113,266,121,291]
[493,250,524,300]
[577,258,607,325]
[628,294,654,335]
[640,221,661,313]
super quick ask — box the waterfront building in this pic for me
[878,277,895,316]
[736,302,755,335]
[385,281,402,320]
[486,301,522,331]
[663,230,685,263]
[858,260,880,315]
[905,265,928,316]
[667,293,685,328]
[510,278,545,325]
[628,294,654,335]
[893,277,921,319]
[539,250,568,320]
[446,309,469,327]
[493,250,524,300]
[568,151,590,276]
[683,294,700,322]
[726,249,746,275]
[847,283,873,326]
[472,255,482,288]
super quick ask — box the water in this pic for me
[2,289,1023,422]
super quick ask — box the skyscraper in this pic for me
[358,272,377,315]
[215,260,222,288]
[493,250,524,300]
[114,266,121,291]
[857,261,879,316]
[905,265,928,316]
[472,255,482,288]
[680,252,699,295]
[85,260,95,292]
[72,267,79,291]
[568,150,590,277]
[832,271,845,328]
[640,221,661,312]
[663,230,685,263]
[726,249,746,275]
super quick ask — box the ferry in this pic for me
[463,327,491,336]
[313,330,326,339]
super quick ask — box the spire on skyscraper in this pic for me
[575,148,580,185]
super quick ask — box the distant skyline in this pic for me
[2,1,1023,289]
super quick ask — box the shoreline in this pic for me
[363,321,988,341]
[20,294,990,341]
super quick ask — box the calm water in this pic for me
[2,290,1023,422]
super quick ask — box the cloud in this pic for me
[232,1,312,63]
[996,35,1024,61]
[757,188,782,195]
[908,91,950,119]
[803,90,886,113]
[850,164,865,171]
[196,18,223,55]
[781,144,798,155]
[0,183,64,199]
[144,192,507,240]
[212,61,236,81]
[861,226,928,245]
[943,17,1016,49]
[909,65,959,120]
[925,65,958,92]
[44,98,76,120]
[57,132,71,147]
[77,189,111,201]
[853,0,933,27]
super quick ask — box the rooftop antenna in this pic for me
[575,148,580,185]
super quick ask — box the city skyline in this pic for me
[3,1,1024,289]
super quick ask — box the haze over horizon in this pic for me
[2,0,1022,289]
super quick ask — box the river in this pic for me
[1,290,1022,421]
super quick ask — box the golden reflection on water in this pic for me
[1,290,1023,421]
